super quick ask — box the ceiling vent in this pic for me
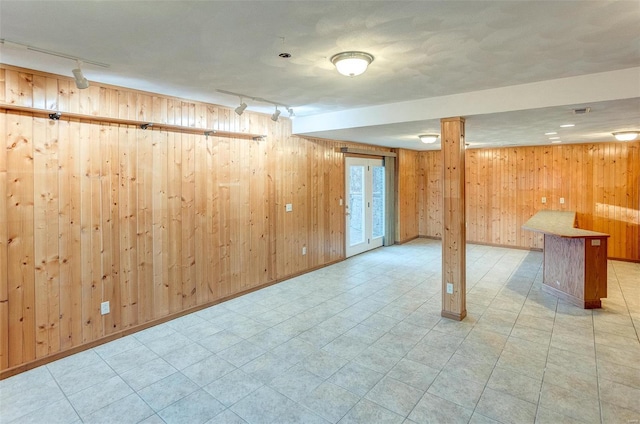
[573,107,591,115]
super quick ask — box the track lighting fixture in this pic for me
[140,123,153,130]
[217,89,293,121]
[49,112,62,120]
[72,60,89,89]
[271,107,281,122]
[235,99,247,116]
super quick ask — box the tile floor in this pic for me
[1,239,639,424]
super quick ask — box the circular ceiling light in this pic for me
[613,131,639,141]
[330,51,374,77]
[419,134,440,144]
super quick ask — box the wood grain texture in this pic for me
[0,110,7,369]
[0,66,383,374]
[542,234,608,308]
[396,149,419,243]
[441,117,466,321]
[418,143,639,261]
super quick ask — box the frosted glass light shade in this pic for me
[613,131,638,141]
[419,134,439,144]
[330,52,374,77]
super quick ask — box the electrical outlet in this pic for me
[285,203,293,212]
[339,198,343,206]
[541,197,547,204]
[100,301,110,315]
[446,283,454,294]
[560,197,565,204]
[302,246,307,255]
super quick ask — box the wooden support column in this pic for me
[441,117,466,321]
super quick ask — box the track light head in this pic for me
[235,101,247,116]
[287,108,295,119]
[271,108,281,122]
[72,61,89,89]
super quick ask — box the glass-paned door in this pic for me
[346,157,385,257]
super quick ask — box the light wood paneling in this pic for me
[0,66,374,375]
[0,106,7,369]
[418,143,639,261]
[396,149,419,243]
[441,117,466,321]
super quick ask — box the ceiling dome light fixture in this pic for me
[419,134,440,144]
[613,131,639,141]
[330,51,374,77]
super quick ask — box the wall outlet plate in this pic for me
[302,246,307,255]
[285,203,293,212]
[541,197,547,204]
[446,283,454,294]
[560,197,565,204]
[100,301,110,315]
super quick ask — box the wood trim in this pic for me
[395,235,420,245]
[541,284,601,309]
[440,310,467,321]
[0,103,265,140]
[336,147,397,157]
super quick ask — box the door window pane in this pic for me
[349,166,365,246]
[372,166,385,238]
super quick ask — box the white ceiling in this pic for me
[1,1,639,150]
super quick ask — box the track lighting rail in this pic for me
[0,39,110,68]
[0,103,266,140]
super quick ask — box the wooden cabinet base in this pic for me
[541,283,602,309]
[542,234,608,309]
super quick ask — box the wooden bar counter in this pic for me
[523,211,609,308]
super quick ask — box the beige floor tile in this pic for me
[539,381,601,424]
[487,366,541,404]
[543,362,599,401]
[408,392,473,424]
[427,370,485,410]
[475,387,537,424]
[599,378,640,414]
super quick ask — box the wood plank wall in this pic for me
[416,144,640,261]
[396,149,420,243]
[0,66,390,373]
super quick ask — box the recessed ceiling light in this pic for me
[278,52,292,58]
[549,137,560,140]
[560,124,575,128]
[551,140,562,144]
[545,132,557,135]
